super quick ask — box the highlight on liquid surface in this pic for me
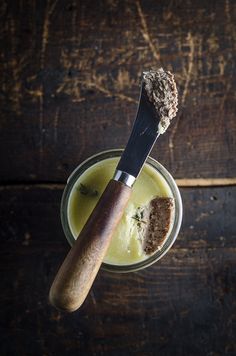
[68,157,173,266]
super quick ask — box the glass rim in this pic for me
[60,149,183,273]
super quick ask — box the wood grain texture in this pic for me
[0,0,236,355]
[0,0,235,182]
[0,185,235,355]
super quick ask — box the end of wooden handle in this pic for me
[49,284,79,313]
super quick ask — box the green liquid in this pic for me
[68,157,172,265]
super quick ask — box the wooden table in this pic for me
[1,1,235,355]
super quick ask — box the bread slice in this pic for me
[140,197,174,255]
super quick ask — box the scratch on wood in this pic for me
[224,0,235,108]
[60,48,79,70]
[72,0,77,37]
[56,76,85,103]
[53,107,59,143]
[50,311,62,322]
[116,69,132,91]
[220,80,231,111]
[58,41,136,104]
[41,0,58,69]
[207,33,219,53]
[27,88,43,102]
[10,58,22,114]
[9,17,23,114]
[89,73,137,103]
[163,0,174,21]
[181,32,195,106]
[26,83,45,157]
[116,49,135,66]
[39,84,44,168]
[58,75,137,103]
[27,74,37,82]
[136,0,161,63]
[218,55,226,76]
[223,0,234,111]
[75,73,138,104]
[90,290,97,306]
[56,49,85,102]
[225,0,230,22]
[39,0,58,168]
[197,36,203,73]
[195,212,210,222]
[169,33,195,166]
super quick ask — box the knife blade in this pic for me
[114,82,161,185]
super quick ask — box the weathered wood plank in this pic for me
[0,185,235,249]
[0,185,235,355]
[0,0,235,182]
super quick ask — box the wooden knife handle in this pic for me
[49,179,132,312]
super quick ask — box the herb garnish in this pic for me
[78,183,99,197]
[131,208,146,225]
[132,213,141,222]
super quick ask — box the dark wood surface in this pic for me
[1,185,235,355]
[1,0,236,182]
[0,0,236,355]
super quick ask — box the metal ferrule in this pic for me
[113,170,136,187]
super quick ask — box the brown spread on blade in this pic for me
[143,68,178,134]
